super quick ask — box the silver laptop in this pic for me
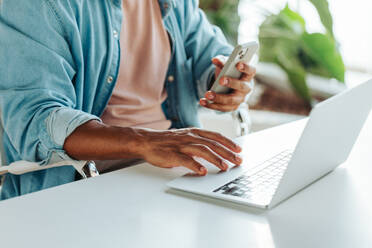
[167,79,372,209]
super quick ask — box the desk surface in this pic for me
[1,115,372,248]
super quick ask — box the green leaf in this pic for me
[301,33,345,82]
[308,0,334,37]
[258,6,311,102]
[258,6,304,62]
[280,4,306,31]
[276,47,311,103]
[259,5,305,36]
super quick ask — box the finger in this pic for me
[191,128,242,153]
[236,63,256,76]
[187,135,243,165]
[240,73,255,83]
[200,98,240,113]
[199,137,242,165]
[181,145,228,171]
[176,153,208,176]
[212,55,228,68]
[220,77,252,93]
[205,91,245,105]
[211,58,224,69]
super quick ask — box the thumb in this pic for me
[212,55,228,68]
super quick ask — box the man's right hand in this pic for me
[138,128,242,175]
[64,121,242,176]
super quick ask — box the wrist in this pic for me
[120,127,155,160]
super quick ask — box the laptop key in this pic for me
[213,150,293,200]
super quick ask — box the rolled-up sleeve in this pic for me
[40,108,100,163]
[0,1,100,164]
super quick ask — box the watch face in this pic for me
[82,161,100,178]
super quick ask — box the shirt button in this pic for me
[107,76,114,84]
[113,30,119,39]
[168,75,175,83]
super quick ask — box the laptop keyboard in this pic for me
[213,150,293,200]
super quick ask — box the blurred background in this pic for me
[199,0,372,135]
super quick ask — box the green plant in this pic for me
[259,0,345,104]
[199,0,240,45]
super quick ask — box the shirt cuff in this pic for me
[38,107,101,164]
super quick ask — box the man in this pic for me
[0,0,256,200]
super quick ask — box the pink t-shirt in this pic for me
[101,0,171,130]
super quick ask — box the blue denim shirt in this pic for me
[0,0,232,200]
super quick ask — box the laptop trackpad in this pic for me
[170,157,246,192]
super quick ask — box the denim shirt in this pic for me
[0,0,232,200]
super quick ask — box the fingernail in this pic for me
[200,167,207,175]
[222,161,229,171]
[235,144,242,152]
[235,155,243,163]
[206,92,215,100]
[239,63,245,70]
[221,78,228,86]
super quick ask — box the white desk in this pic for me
[1,115,372,248]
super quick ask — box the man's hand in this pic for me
[200,55,256,112]
[139,128,242,176]
[64,121,242,176]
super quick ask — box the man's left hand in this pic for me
[200,56,256,112]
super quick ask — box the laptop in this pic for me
[167,79,372,209]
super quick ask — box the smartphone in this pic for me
[210,41,259,94]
